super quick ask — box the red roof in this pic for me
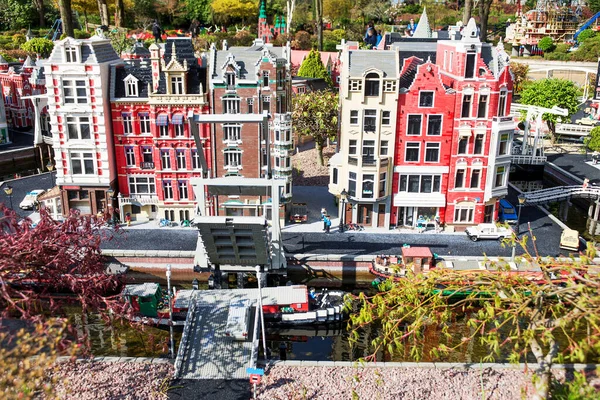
[402,247,433,258]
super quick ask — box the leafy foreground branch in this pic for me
[346,239,600,399]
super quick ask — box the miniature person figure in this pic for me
[364,27,377,48]
[125,212,131,227]
[321,208,327,230]
[408,18,417,36]
[583,178,590,190]
[364,21,374,40]
[324,215,331,233]
[152,20,164,43]
[375,30,382,47]
[593,151,599,165]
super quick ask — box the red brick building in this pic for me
[110,38,210,224]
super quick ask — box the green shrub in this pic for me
[538,36,555,53]
[12,33,26,47]
[577,28,596,43]
[20,37,54,58]
[586,126,600,151]
[74,29,91,39]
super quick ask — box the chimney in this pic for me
[149,43,161,92]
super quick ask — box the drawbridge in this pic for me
[522,185,600,205]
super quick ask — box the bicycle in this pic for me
[159,218,172,227]
[343,223,364,231]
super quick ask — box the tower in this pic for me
[258,0,271,43]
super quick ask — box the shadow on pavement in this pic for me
[168,379,250,400]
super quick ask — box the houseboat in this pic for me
[370,246,435,281]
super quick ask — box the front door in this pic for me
[357,204,372,226]
[484,204,494,223]
[377,204,386,227]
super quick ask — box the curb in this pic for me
[56,356,174,364]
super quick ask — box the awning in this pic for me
[172,114,184,124]
[138,112,149,117]
[220,200,244,207]
[121,112,132,117]
[156,114,169,126]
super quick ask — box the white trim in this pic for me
[406,113,422,136]
[418,90,435,108]
[404,141,421,163]
[394,165,449,173]
[424,142,441,163]
[426,114,443,136]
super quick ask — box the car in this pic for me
[575,116,600,126]
[465,223,512,242]
[289,203,308,223]
[498,199,518,224]
[19,189,45,210]
[559,228,582,252]
[225,299,251,341]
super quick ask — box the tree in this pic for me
[286,0,295,35]
[32,0,45,27]
[585,126,600,151]
[292,90,338,165]
[186,0,213,25]
[0,0,34,31]
[346,239,600,399]
[115,0,124,27]
[509,61,529,94]
[21,37,55,58]
[315,0,323,50]
[519,78,580,141]
[297,49,333,86]
[577,29,596,44]
[477,0,493,42]
[58,0,75,37]
[462,0,472,26]
[211,0,256,25]
[589,0,600,14]
[538,36,555,53]
[97,0,110,26]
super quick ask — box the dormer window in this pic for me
[226,72,236,89]
[65,46,78,63]
[171,76,184,94]
[365,73,380,97]
[124,75,138,97]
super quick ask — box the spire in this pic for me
[461,17,480,42]
[23,56,34,67]
[171,41,177,62]
[0,54,7,64]
[259,0,267,19]
[413,7,432,38]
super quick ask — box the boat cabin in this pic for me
[401,247,433,274]
[122,283,168,318]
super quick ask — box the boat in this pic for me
[370,247,435,281]
[121,283,189,326]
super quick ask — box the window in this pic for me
[348,172,356,196]
[172,114,184,137]
[425,142,440,162]
[224,149,241,167]
[126,79,137,97]
[332,168,338,184]
[262,71,269,87]
[276,94,287,113]
[224,124,241,141]
[454,203,475,223]
[70,152,94,175]
[470,170,481,189]
[262,96,270,113]
[407,115,422,136]
[455,168,465,188]
[122,113,133,135]
[125,147,135,166]
[380,140,388,156]
[223,96,240,114]
[350,110,359,125]
[494,166,506,188]
[176,150,186,169]
[139,113,150,134]
[427,115,442,136]
[458,137,468,154]
[226,72,235,88]
[349,139,357,155]
[142,147,153,163]
[382,111,391,126]
[297,86,305,94]
[465,52,476,79]
[383,80,396,92]
[348,79,362,92]
[461,94,472,118]
[179,181,188,199]
[163,181,173,199]
[63,80,87,104]
[191,150,201,169]
[399,174,441,193]
[247,98,254,114]
[66,116,90,140]
[362,174,374,198]
[498,90,507,116]
[171,76,184,94]
[363,110,376,131]
[379,172,386,197]
[362,140,375,164]
[405,142,420,162]
[419,91,434,107]
[477,94,488,118]
[365,73,380,97]
[129,176,155,194]
[449,52,454,72]
[161,150,171,169]
[474,134,484,154]
[443,50,447,69]
[498,133,510,155]
[65,46,78,63]
[157,114,169,137]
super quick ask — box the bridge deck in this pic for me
[523,185,600,205]
[176,291,257,380]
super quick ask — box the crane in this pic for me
[510,104,568,164]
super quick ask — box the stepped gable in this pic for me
[399,56,424,90]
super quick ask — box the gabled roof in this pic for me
[47,36,120,65]
[211,42,286,81]
[347,50,397,77]
[399,56,423,89]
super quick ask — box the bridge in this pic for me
[522,185,600,205]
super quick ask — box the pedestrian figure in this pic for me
[407,19,417,36]
[321,208,327,230]
[125,212,131,227]
[325,216,331,233]
[583,178,590,190]
[592,151,599,165]
[152,20,164,44]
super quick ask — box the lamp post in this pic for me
[3,185,13,209]
[339,189,348,233]
[517,193,526,236]
[46,161,54,188]
[255,265,268,361]
[106,188,115,225]
[166,264,175,359]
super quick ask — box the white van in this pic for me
[560,229,580,252]
[225,299,251,341]
[19,189,45,210]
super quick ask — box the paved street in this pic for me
[547,152,600,184]
[0,172,55,217]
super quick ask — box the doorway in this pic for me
[357,204,372,225]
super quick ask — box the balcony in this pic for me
[140,161,155,170]
[273,113,292,130]
[363,124,376,133]
[119,194,160,205]
[348,157,358,166]
[225,164,241,173]
[362,156,376,166]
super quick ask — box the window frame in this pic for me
[364,73,380,97]
[425,142,441,163]
[66,116,91,140]
[382,110,391,126]
[407,114,422,136]
[477,94,488,119]
[139,113,151,135]
[405,142,420,162]
[170,75,184,94]
[122,113,133,135]
[350,110,359,125]
[163,180,174,199]
[363,109,376,132]
[161,150,171,169]
[461,94,472,118]
[128,176,156,195]
[454,203,475,223]
[419,91,434,108]
[125,147,135,166]
[176,150,186,169]
[70,152,95,175]
[427,115,442,136]
[455,168,465,189]
[63,79,87,104]
[470,169,481,189]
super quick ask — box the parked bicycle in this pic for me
[181,219,192,227]
[159,218,177,227]
[342,223,364,231]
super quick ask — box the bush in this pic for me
[12,33,26,47]
[292,31,312,50]
[1,49,29,61]
[538,36,555,52]
[74,29,91,39]
[577,28,596,43]
[20,37,54,58]
[232,30,255,47]
[585,126,600,151]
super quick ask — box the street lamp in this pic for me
[166,264,175,359]
[517,193,526,236]
[46,161,54,188]
[3,185,13,209]
[255,265,268,361]
[339,189,348,233]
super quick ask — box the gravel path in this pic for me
[256,366,534,400]
[42,362,172,399]
[292,145,335,187]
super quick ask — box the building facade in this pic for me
[257,0,286,44]
[110,38,210,224]
[208,39,292,217]
[330,18,514,230]
[46,35,122,216]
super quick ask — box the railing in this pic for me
[174,300,197,378]
[522,185,600,205]
[555,123,593,137]
[511,155,547,165]
[140,161,155,170]
[119,194,160,205]
[348,157,358,166]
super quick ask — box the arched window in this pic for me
[365,73,380,97]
